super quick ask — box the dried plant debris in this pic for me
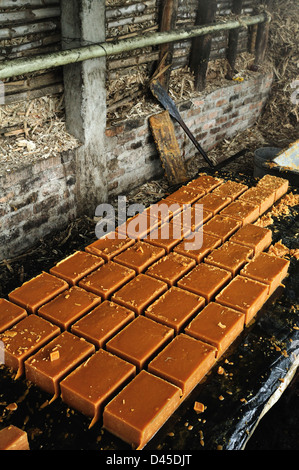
[268,240,299,260]
[0,95,79,174]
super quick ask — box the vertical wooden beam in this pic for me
[156,0,178,90]
[226,0,243,79]
[61,0,108,216]
[254,18,270,68]
[189,0,217,92]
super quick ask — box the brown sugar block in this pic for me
[239,252,290,296]
[38,286,101,330]
[25,331,95,401]
[198,193,231,215]
[215,275,269,325]
[204,242,253,276]
[0,425,29,450]
[111,274,168,315]
[85,232,135,261]
[8,272,68,314]
[186,174,223,193]
[60,349,136,428]
[71,301,135,348]
[144,219,191,253]
[113,241,165,273]
[239,186,275,215]
[185,302,245,358]
[172,206,212,232]
[257,174,289,201]
[165,186,203,205]
[0,314,60,379]
[146,252,196,286]
[103,370,182,450]
[177,263,232,302]
[145,286,205,334]
[145,199,184,222]
[0,299,27,334]
[212,180,248,200]
[229,223,272,255]
[220,200,260,226]
[174,231,222,263]
[106,316,174,371]
[116,212,160,240]
[49,251,105,286]
[148,333,216,398]
[78,261,135,299]
[203,215,241,242]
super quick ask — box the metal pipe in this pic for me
[0,13,268,80]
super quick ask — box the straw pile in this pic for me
[255,0,299,147]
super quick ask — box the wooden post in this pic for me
[226,0,243,79]
[254,18,270,67]
[156,0,178,90]
[189,0,217,92]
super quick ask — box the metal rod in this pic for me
[0,13,268,80]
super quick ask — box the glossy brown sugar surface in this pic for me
[148,333,216,398]
[112,241,165,273]
[25,331,95,399]
[185,302,245,358]
[79,261,135,299]
[8,272,68,314]
[60,349,136,427]
[111,274,168,314]
[71,300,135,348]
[173,229,221,263]
[229,223,272,255]
[239,252,290,295]
[177,262,232,302]
[49,251,105,285]
[85,232,135,261]
[106,315,174,370]
[0,425,29,450]
[0,314,60,378]
[103,370,182,450]
[38,286,101,330]
[0,299,27,334]
[145,286,205,333]
[146,252,196,286]
[212,180,248,200]
[203,215,241,242]
[220,200,260,226]
[204,241,253,275]
[215,275,269,324]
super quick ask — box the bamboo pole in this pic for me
[0,13,268,80]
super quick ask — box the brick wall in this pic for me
[0,150,77,261]
[0,71,273,261]
[105,71,273,196]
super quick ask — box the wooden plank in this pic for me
[253,18,270,68]
[3,83,63,104]
[189,0,217,92]
[0,34,61,60]
[0,20,59,40]
[0,0,58,7]
[149,110,188,186]
[4,71,62,95]
[226,0,243,79]
[156,0,179,90]
[0,7,60,26]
